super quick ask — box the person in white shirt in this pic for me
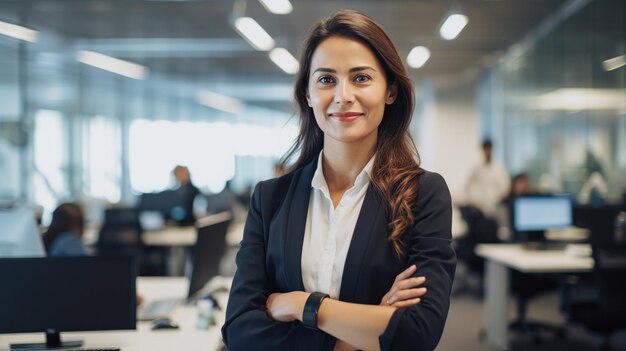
[465,139,510,219]
[222,10,456,351]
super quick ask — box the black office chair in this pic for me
[454,205,500,297]
[97,208,165,276]
[566,245,626,350]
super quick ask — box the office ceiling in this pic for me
[0,0,571,111]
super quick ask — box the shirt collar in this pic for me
[311,150,375,193]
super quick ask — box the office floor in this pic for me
[439,265,626,351]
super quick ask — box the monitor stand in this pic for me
[10,330,83,350]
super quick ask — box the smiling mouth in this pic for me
[329,112,364,121]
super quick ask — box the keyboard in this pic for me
[137,298,181,321]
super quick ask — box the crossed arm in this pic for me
[266,265,426,351]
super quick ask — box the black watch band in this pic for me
[302,292,329,330]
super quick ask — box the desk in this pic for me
[475,244,593,351]
[0,277,227,351]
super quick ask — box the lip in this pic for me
[329,112,364,121]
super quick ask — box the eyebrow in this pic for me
[312,66,377,74]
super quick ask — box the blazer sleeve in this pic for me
[379,172,457,351]
[221,181,328,350]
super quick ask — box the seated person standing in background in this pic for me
[43,203,88,256]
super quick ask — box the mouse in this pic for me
[151,318,179,330]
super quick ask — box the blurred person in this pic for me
[465,139,510,220]
[222,10,455,351]
[456,140,508,280]
[172,165,200,225]
[43,202,88,256]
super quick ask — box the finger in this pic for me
[387,287,426,305]
[394,276,426,290]
[393,287,427,302]
[394,265,417,283]
[392,297,421,308]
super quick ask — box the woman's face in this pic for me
[306,36,396,147]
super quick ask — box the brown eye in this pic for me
[318,76,334,84]
[354,74,371,83]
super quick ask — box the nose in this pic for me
[334,80,354,105]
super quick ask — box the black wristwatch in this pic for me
[302,292,330,330]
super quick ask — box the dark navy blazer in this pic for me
[221,158,456,351]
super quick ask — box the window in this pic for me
[33,109,68,222]
[83,115,122,202]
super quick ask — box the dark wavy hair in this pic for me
[43,203,85,252]
[280,10,423,255]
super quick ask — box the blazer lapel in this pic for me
[283,159,317,291]
[338,186,386,301]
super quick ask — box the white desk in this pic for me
[475,244,594,351]
[0,277,227,351]
[83,215,244,248]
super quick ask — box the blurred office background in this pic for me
[1,0,625,350]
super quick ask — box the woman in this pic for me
[222,10,455,351]
[43,203,88,256]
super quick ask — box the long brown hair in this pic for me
[280,10,423,255]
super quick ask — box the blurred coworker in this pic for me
[465,139,510,220]
[43,203,88,256]
[173,165,200,225]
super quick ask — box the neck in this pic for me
[322,137,376,192]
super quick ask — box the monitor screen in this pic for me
[513,195,572,232]
[137,191,184,220]
[0,209,45,257]
[0,256,136,334]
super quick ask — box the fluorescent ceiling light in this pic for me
[269,48,299,74]
[439,12,468,40]
[602,55,626,71]
[76,51,147,79]
[259,0,293,14]
[233,17,275,51]
[0,20,38,42]
[407,46,431,69]
[532,88,626,111]
[197,91,244,114]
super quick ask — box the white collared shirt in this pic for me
[301,151,374,299]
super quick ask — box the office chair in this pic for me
[566,245,626,350]
[97,208,165,276]
[454,205,500,297]
[508,271,563,343]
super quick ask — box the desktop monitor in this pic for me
[188,212,231,300]
[513,195,572,240]
[137,190,185,221]
[0,209,45,257]
[0,256,137,350]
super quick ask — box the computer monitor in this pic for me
[0,209,45,257]
[187,212,231,300]
[513,195,572,239]
[137,190,185,221]
[0,256,137,350]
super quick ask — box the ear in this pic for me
[306,92,312,107]
[386,83,397,105]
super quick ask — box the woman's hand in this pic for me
[380,265,427,308]
[266,291,309,322]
